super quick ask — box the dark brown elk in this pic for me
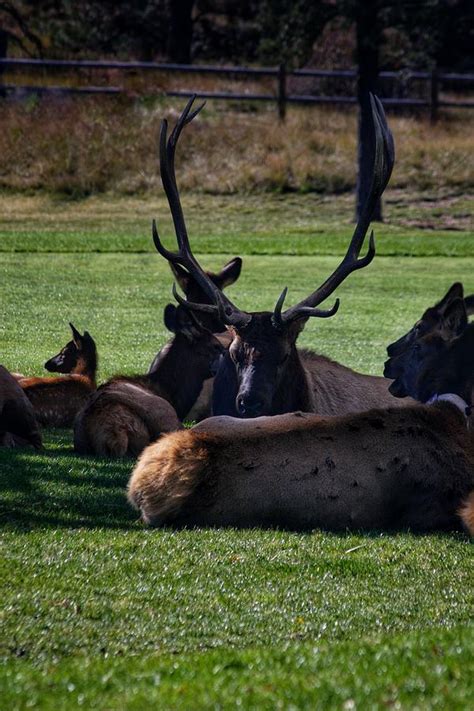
[128,301,474,534]
[147,257,242,422]
[73,316,226,458]
[386,282,474,358]
[152,95,411,420]
[19,323,97,428]
[0,365,43,449]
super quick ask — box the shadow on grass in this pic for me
[0,432,137,531]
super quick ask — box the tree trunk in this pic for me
[167,0,195,64]
[355,0,382,222]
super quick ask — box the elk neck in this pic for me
[147,333,214,420]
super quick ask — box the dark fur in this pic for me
[212,315,411,418]
[387,283,473,358]
[0,365,42,449]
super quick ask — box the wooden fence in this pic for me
[1,57,473,121]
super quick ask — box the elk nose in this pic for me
[236,395,264,417]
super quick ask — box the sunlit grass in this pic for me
[0,193,473,709]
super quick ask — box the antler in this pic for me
[272,93,395,328]
[152,96,251,330]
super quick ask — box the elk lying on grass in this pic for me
[128,301,474,534]
[152,95,411,420]
[74,315,225,458]
[387,282,474,358]
[148,258,241,422]
[19,323,97,428]
[0,365,43,449]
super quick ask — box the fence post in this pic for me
[0,31,8,98]
[277,63,286,121]
[430,67,439,124]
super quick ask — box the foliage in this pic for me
[3,1,473,70]
[0,98,472,196]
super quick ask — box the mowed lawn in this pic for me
[0,193,473,709]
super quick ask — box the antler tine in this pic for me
[172,282,221,315]
[152,97,252,330]
[278,93,394,326]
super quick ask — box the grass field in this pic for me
[0,191,473,709]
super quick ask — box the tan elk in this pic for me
[0,365,43,449]
[386,282,474,358]
[128,300,474,534]
[152,95,412,420]
[73,313,226,458]
[19,323,97,428]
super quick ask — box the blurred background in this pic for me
[0,0,472,200]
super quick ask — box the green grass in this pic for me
[0,193,473,709]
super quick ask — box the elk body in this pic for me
[0,365,42,449]
[128,303,474,534]
[148,257,241,422]
[152,96,412,421]
[20,324,97,428]
[73,323,225,458]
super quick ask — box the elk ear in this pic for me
[437,282,464,313]
[214,257,242,289]
[69,322,83,347]
[82,331,95,346]
[164,304,178,334]
[169,263,190,293]
[440,298,468,337]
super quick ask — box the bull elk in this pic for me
[19,323,97,428]
[152,95,411,420]
[0,365,43,449]
[387,282,474,358]
[128,300,474,534]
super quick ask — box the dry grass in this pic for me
[0,94,472,196]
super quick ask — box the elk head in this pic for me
[152,95,394,417]
[386,282,468,358]
[45,323,97,375]
[384,298,472,403]
[163,257,242,337]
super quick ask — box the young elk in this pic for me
[128,300,474,534]
[386,282,474,358]
[0,365,43,449]
[73,314,226,458]
[152,95,410,420]
[19,324,97,428]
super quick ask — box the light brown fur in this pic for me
[128,406,474,533]
[74,383,182,458]
[128,429,211,522]
[459,492,474,536]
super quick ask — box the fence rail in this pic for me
[1,57,473,120]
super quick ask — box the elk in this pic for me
[18,323,98,428]
[73,314,226,458]
[0,365,43,449]
[387,282,474,358]
[128,300,474,534]
[152,95,412,420]
[147,257,241,422]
